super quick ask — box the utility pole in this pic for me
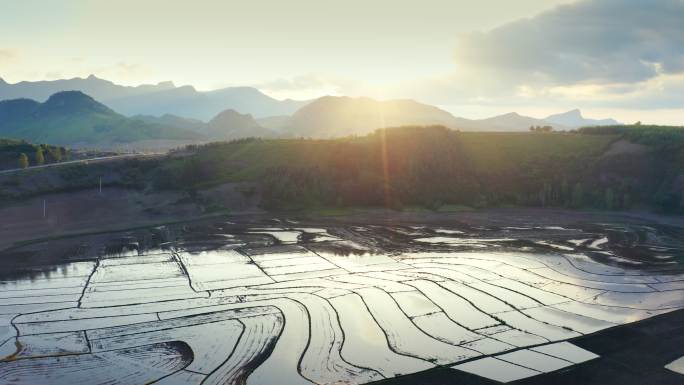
[99,176,102,195]
[43,199,46,218]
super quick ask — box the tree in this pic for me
[18,153,29,169]
[561,179,570,206]
[47,148,62,162]
[539,182,552,207]
[571,182,584,208]
[61,147,69,160]
[36,147,45,165]
[530,125,554,133]
[605,188,615,209]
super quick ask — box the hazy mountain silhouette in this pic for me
[0,76,308,120]
[140,97,604,135]
[0,77,622,140]
[132,113,207,132]
[106,85,307,120]
[281,96,469,137]
[545,109,620,128]
[0,75,174,103]
[207,109,275,140]
[135,109,275,140]
[460,112,571,131]
[257,115,291,132]
[268,96,585,136]
[0,91,201,145]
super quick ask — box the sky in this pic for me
[1,0,683,124]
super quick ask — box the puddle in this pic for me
[531,342,600,364]
[497,349,572,372]
[330,293,432,377]
[414,237,515,246]
[434,228,466,235]
[248,230,302,244]
[453,357,541,383]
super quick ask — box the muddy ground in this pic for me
[4,208,684,275]
[0,186,263,250]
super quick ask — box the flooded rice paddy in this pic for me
[0,218,683,384]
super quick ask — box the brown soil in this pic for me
[0,185,263,250]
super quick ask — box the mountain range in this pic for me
[0,75,307,120]
[268,97,615,136]
[275,96,466,138]
[0,92,277,147]
[0,76,622,147]
[544,109,620,127]
[0,91,200,146]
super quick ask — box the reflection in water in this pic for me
[0,221,682,384]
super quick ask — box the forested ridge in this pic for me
[150,124,684,213]
[5,124,684,214]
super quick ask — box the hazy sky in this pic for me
[1,0,683,123]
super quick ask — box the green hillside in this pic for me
[8,124,684,214]
[152,126,634,210]
[0,91,202,145]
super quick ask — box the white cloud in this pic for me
[89,62,154,84]
[0,49,15,63]
[254,74,372,100]
[454,0,684,85]
[386,0,684,116]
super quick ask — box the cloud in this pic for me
[88,62,154,84]
[383,0,684,116]
[44,71,64,79]
[99,62,150,78]
[258,74,334,92]
[255,74,368,100]
[547,72,684,109]
[454,0,684,86]
[0,48,17,63]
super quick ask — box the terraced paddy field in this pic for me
[1,216,683,384]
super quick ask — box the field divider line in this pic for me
[77,259,100,308]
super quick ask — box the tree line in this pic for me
[0,139,70,170]
[134,124,684,214]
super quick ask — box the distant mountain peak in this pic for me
[81,74,113,84]
[556,108,583,118]
[0,75,309,119]
[42,91,112,115]
[46,90,94,102]
[284,95,462,137]
[545,109,619,128]
[207,108,274,140]
[210,108,256,123]
[0,91,201,145]
[157,80,175,88]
